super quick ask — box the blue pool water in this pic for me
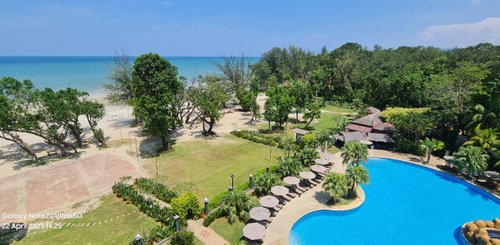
[289,158,500,245]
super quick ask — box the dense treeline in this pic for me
[0,77,105,159]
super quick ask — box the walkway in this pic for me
[187,219,230,245]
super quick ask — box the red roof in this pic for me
[345,124,372,133]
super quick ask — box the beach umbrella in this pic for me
[311,165,327,173]
[259,195,279,208]
[243,223,266,241]
[283,176,300,186]
[271,186,289,197]
[484,171,500,180]
[249,207,271,221]
[314,158,329,166]
[300,171,316,180]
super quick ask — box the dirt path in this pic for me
[187,219,229,245]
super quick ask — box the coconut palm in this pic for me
[253,172,277,196]
[277,157,302,177]
[452,146,489,179]
[464,127,500,152]
[346,165,370,197]
[219,190,254,223]
[341,141,368,166]
[419,138,445,164]
[322,172,348,202]
[297,147,319,166]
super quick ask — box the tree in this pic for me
[171,192,200,221]
[276,157,301,177]
[104,50,133,105]
[289,80,313,121]
[419,138,445,164]
[303,102,321,128]
[219,190,254,223]
[297,147,319,166]
[190,75,230,135]
[0,78,39,159]
[131,53,182,150]
[263,86,294,130]
[238,89,260,122]
[452,146,489,179]
[214,55,250,97]
[316,130,332,152]
[322,172,348,202]
[253,173,278,196]
[346,165,369,197]
[282,136,295,157]
[340,141,368,166]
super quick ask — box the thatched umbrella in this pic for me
[283,176,300,186]
[249,207,271,221]
[311,165,327,173]
[300,171,316,180]
[259,195,279,208]
[271,186,289,197]
[314,158,329,166]
[243,223,266,241]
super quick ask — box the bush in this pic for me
[134,177,177,203]
[171,193,201,221]
[219,190,254,223]
[253,172,278,196]
[231,130,285,149]
[297,147,319,166]
[277,157,302,177]
[474,220,486,228]
[202,209,221,227]
[301,133,316,148]
[393,139,424,156]
[170,231,194,245]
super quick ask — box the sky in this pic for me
[0,0,499,56]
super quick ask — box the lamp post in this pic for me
[249,174,253,188]
[135,234,142,245]
[204,198,209,215]
[174,215,180,232]
[230,174,235,190]
[266,166,270,173]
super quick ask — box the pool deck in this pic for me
[263,149,499,245]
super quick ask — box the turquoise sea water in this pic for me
[289,158,500,245]
[0,56,259,92]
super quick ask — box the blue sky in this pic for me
[0,0,499,56]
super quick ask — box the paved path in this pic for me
[0,149,143,223]
[187,219,230,245]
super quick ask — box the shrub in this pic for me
[253,172,278,196]
[297,147,319,166]
[219,190,254,223]
[202,209,221,227]
[474,220,486,228]
[231,130,285,149]
[485,220,494,228]
[393,139,424,156]
[170,231,194,245]
[276,157,302,177]
[465,222,478,232]
[171,192,201,221]
[134,177,177,203]
[322,172,348,202]
[301,133,316,148]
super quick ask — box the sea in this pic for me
[0,56,259,93]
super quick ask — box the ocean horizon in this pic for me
[0,56,260,93]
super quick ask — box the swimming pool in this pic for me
[289,158,500,245]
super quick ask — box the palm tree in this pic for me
[253,172,277,196]
[341,141,368,166]
[277,157,302,177]
[346,165,369,197]
[219,190,254,223]
[322,172,348,203]
[419,138,445,164]
[297,147,319,166]
[464,127,500,152]
[452,146,489,179]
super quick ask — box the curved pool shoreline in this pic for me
[288,156,500,245]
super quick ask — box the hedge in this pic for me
[230,130,286,149]
[134,177,177,203]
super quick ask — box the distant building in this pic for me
[293,128,310,142]
[334,106,395,149]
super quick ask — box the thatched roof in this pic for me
[367,106,381,114]
[373,122,395,132]
[367,133,394,143]
[352,114,383,127]
[341,132,367,142]
[345,123,373,133]
[292,128,309,135]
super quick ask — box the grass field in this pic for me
[210,218,245,245]
[145,135,285,200]
[17,195,159,245]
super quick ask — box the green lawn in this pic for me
[210,218,245,245]
[145,135,284,200]
[17,195,159,245]
[322,104,355,114]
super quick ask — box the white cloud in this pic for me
[419,17,500,47]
